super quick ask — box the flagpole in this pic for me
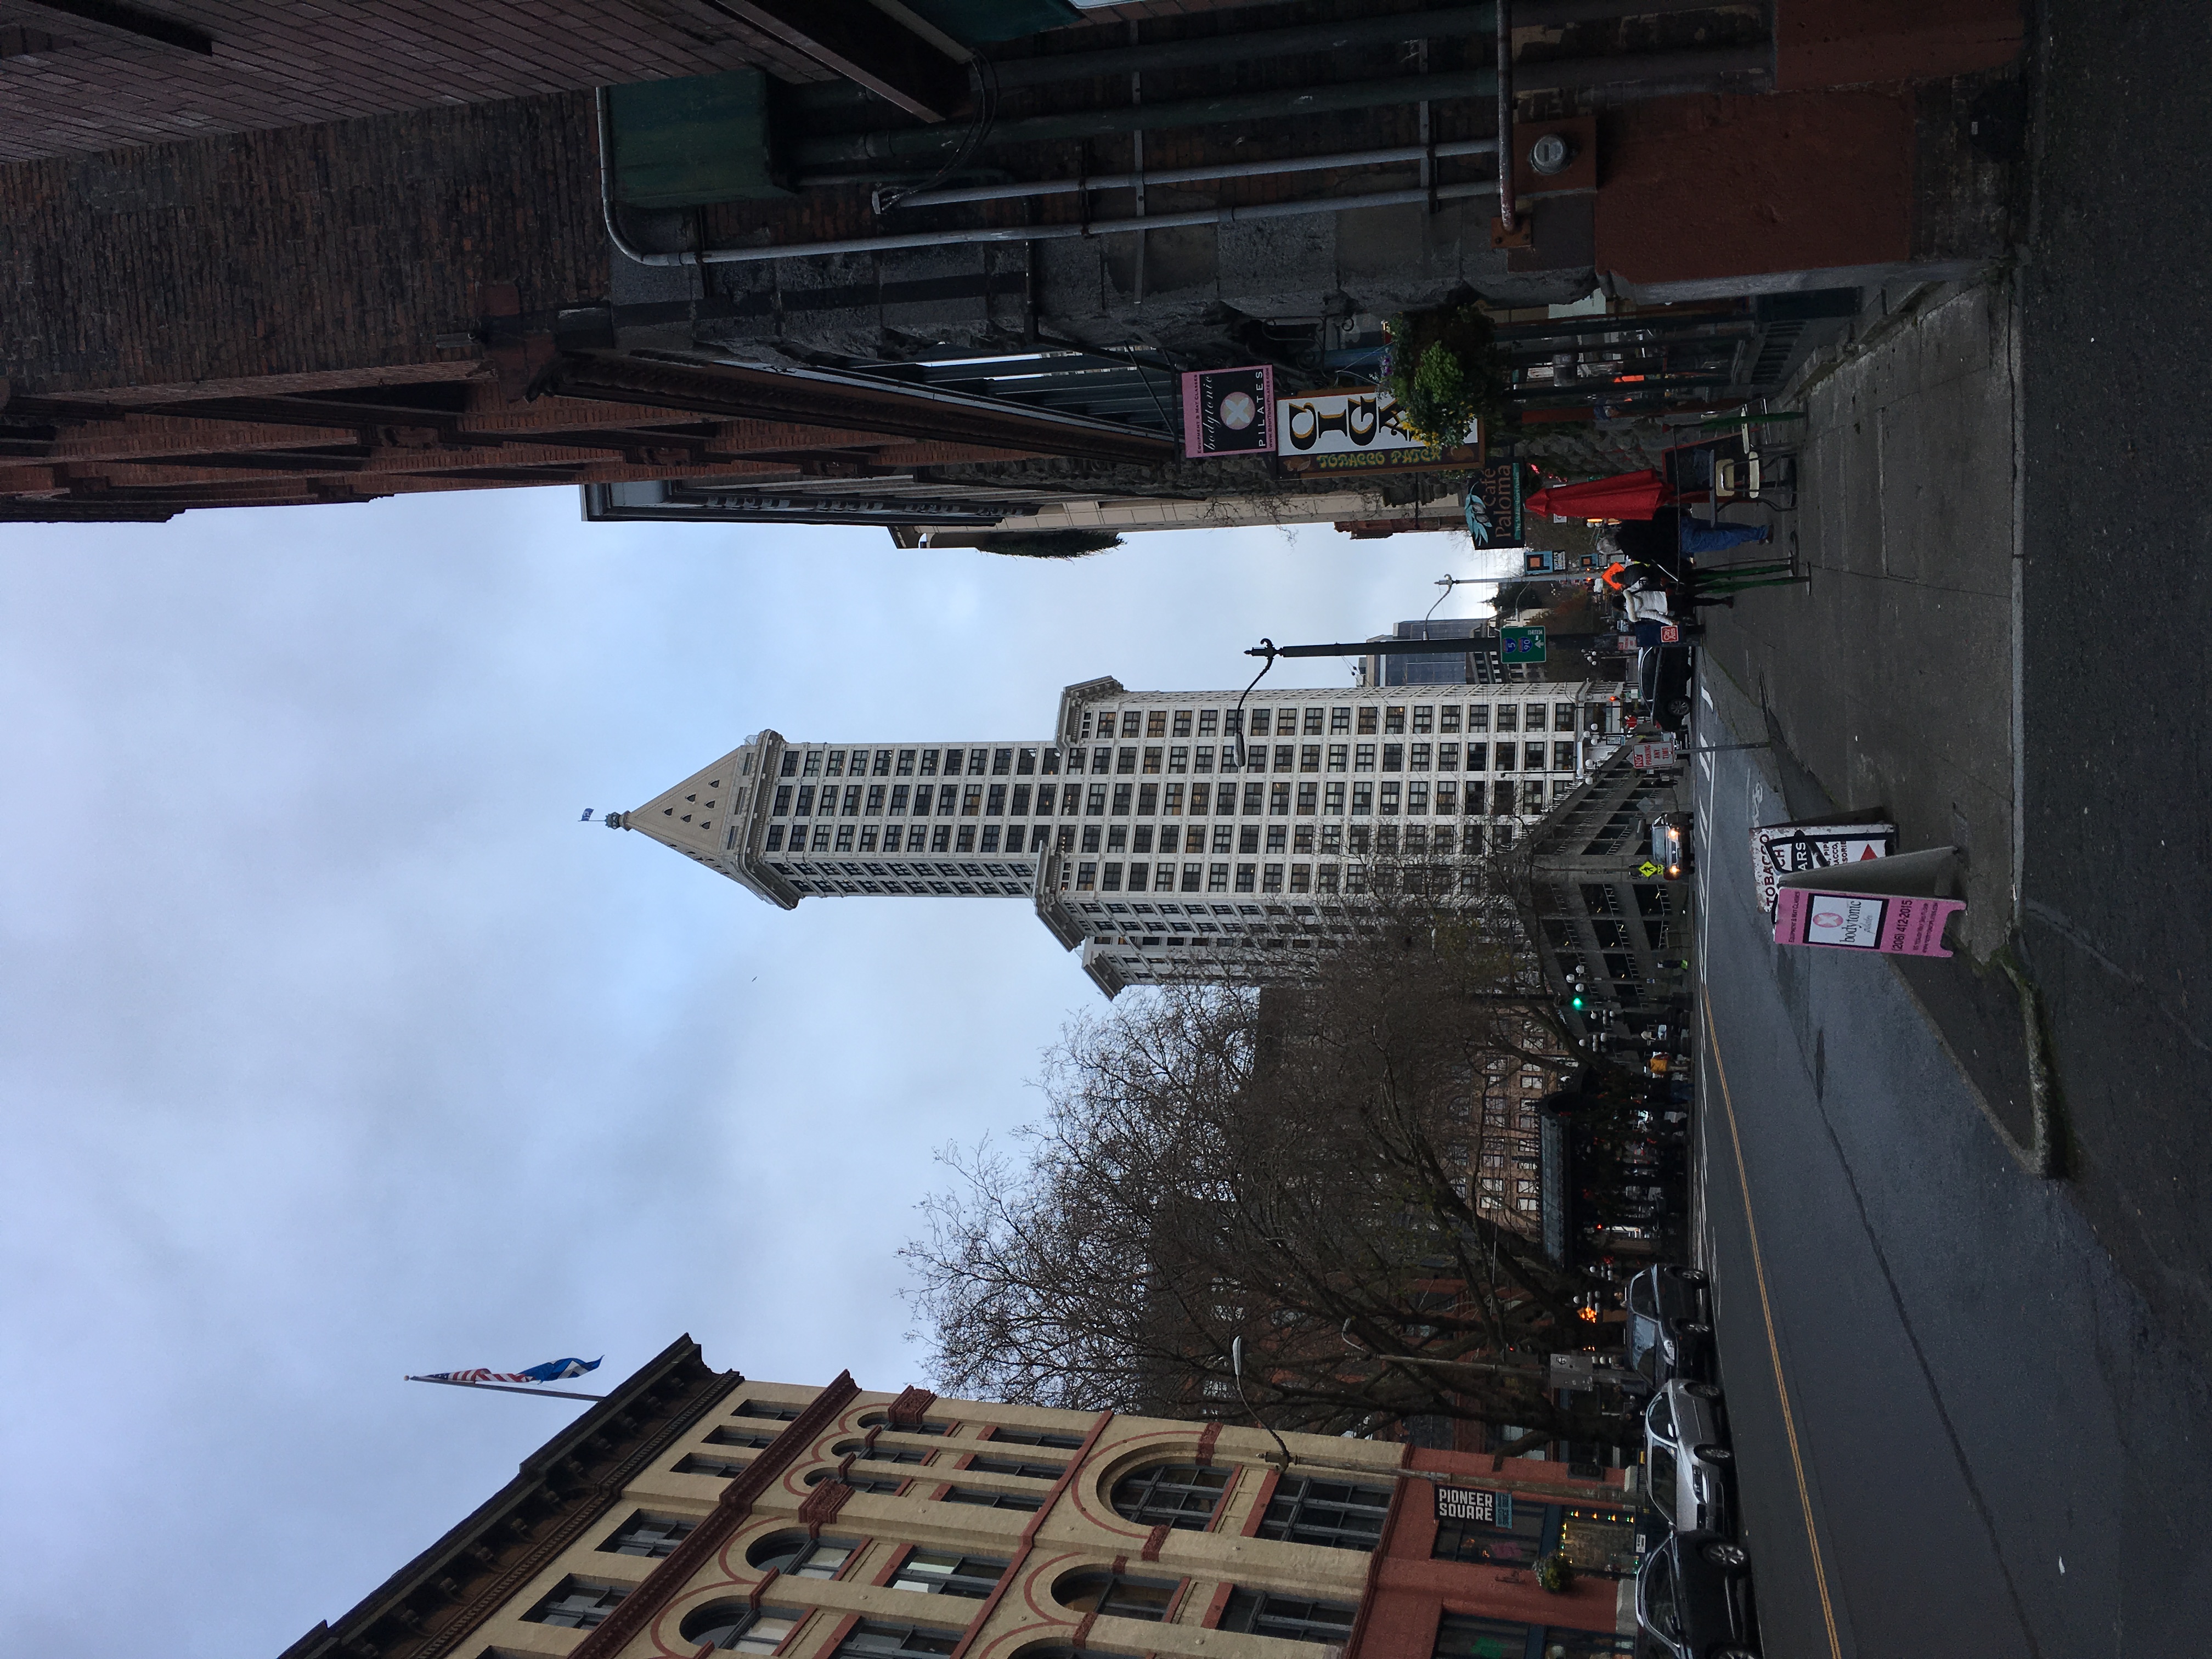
[405,1375,607,1402]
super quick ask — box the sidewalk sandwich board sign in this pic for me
[1181,366,1276,458]
[1752,819,1897,918]
[1773,846,1966,958]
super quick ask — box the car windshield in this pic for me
[1627,1277,1656,1317]
[1646,1394,1674,1440]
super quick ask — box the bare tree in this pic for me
[903,875,1638,1451]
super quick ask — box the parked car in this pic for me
[1644,1380,1734,1538]
[1636,641,1695,730]
[1634,1529,1758,1659]
[1625,1263,1713,1387]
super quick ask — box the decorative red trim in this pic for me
[874,1544,913,1589]
[1139,1524,1170,1562]
[798,1476,852,1536]
[1194,1423,1223,1466]
[1239,1469,1280,1538]
[945,1410,1115,1659]
[568,1371,861,1659]
[1110,1554,1129,1578]
[1339,1469,1414,1659]
[748,1568,777,1612]
[1195,1582,1234,1629]
[887,1385,938,1426]
[1159,1577,1197,1624]
[1073,1611,1099,1648]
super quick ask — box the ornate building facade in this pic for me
[281,1337,1641,1659]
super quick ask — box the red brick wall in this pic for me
[0,92,604,396]
[1777,0,2024,90]
[0,0,832,163]
[1593,90,1915,287]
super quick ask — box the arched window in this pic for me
[1255,1475,1393,1551]
[679,1602,803,1654]
[1052,1568,1177,1623]
[1109,1463,1228,1531]
[745,1530,857,1579]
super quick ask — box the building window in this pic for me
[891,1549,1007,1599]
[1086,785,1107,816]
[1382,744,1403,772]
[526,1579,629,1629]
[748,1532,858,1577]
[1435,784,1458,816]
[1207,862,1229,891]
[1352,784,1373,816]
[1525,742,1546,771]
[1270,782,1291,815]
[682,1604,805,1654]
[765,826,785,851]
[1355,743,1375,772]
[1143,746,1163,774]
[675,1453,753,1479]
[1054,1568,1177,1622]
[833,1438,929,1465]
[1255,1477,1392,1551]
[708,1426,778,1449]
[601,1513,696,1558]
[1409,742,1431,770]
[835,825,855,851]
[1437,1617,1630,1658]
[1115,747,1137,774]
[832,1621,962,1659]
[1110,1463,1229,1530]
[964,1454,1068,1481]
[1289,864,1312,893]
[1407,782,1430,815]
[1525,782,1548,812]
[1076,863,1097,890]
[1380,783,1401,816]
[1102,863,1124,891]
[1262,863,1284,892]
[1220,1589,1356,1645]
[1555,742,1577,772]
[806,1467,907,1494]
[943,1486,1043,1512]
[1494,743,1516,772]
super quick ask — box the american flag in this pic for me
[411,1357,601,1385]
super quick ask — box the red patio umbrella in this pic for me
[1525,467,1675,522]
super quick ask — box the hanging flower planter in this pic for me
[1381,303,1514,448]
[1534,1552,1577,1594]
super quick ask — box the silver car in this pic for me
[1643,1379,1735,1538]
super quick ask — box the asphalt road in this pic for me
[1687,669,2212,1658]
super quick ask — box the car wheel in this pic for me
[1701,1540,1750,1570]
[1694,1443,1733,1463]
[1674,1267,1708,1286]
[1680,1320,1712,1336]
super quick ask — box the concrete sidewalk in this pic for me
[1697,278,2045,1170]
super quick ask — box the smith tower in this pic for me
[608,677,1615,996]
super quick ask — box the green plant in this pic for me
[1535,1552,1577,1594]
[1383,304,1513,447]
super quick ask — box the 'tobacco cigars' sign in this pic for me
[1275,387,1477,456]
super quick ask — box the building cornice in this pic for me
[567,1370,862,1659]
[278,1338,739,1659]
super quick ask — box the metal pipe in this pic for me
[788,6,1502,104]
[1496,0,1515,232]
[615,179,1503,269]
[793,67,1502,170]
[877,137,1500,210]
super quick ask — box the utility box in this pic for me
[605,70,787,208]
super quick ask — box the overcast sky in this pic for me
[0,487,1513,1657]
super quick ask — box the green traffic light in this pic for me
[1571,994,1585,1009]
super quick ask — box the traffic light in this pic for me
[1570,992,1587,1010]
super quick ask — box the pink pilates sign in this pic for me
[1774,887,1966,957]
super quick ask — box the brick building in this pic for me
[279,1336,1644,1659]
[0,0,2027,524]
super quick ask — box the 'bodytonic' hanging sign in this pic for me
[1181,366,1277,458]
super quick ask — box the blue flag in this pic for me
[516,1357,602,1383]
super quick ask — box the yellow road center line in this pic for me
[1703,991,1844,1659]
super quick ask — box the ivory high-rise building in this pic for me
[280,1336,1641,1659]
[604,677,1619,996]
